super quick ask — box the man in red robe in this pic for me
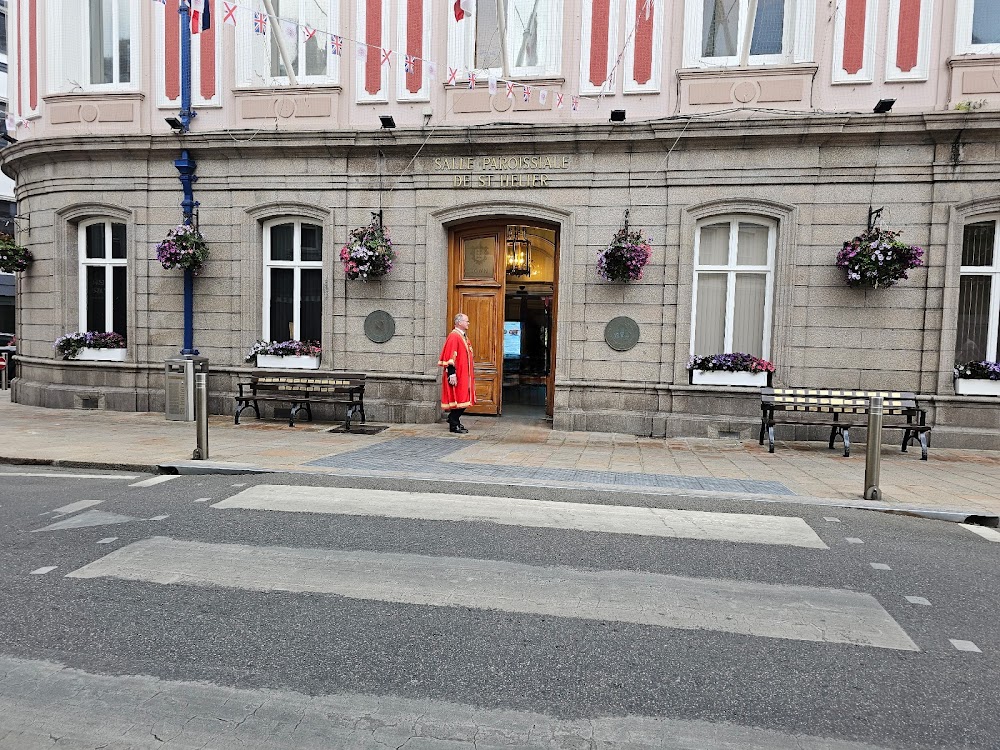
[439,313,476,433]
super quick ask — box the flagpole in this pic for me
[262,0,300,85]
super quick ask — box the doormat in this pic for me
[327,424,389,435]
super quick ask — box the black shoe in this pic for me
[450,424,468,434]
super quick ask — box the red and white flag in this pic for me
[381,48,392,66]
[555,92,564,109]
[505,81,514,98]
[190,0,211,34]
[447,67,458,85]
[453,0,476,20]
[303,26,316,43]
[222,1,237,25]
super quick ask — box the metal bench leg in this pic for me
[901,428,911,453]
[842,428,850,457]
[919,431,928,460]
[767,424,775,453]
[759,418,766,445]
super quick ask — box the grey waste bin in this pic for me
[165,355,208,421]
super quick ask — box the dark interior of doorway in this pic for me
[503,283,553,415]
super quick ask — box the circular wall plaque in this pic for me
[364,310,395,344]
[604,316,640,352]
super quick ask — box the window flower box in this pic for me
[687,352,775,388]
[256,354,320,370]
[954,361,1000,396]
[55,331,127,361]
[246,340,321,369]
[76,347,128,362]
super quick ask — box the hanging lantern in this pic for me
[505,225,531,277]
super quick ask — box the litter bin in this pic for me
[165,355,208,421]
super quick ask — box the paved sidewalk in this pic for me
[2,390,1000,517]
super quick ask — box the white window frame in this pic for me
[78,219,127,336]
[396,0,432,101]
[832,0,878,84]
[955,0,1000,56]
[690,215,776,359]
[448,0,564,81]
[261,219,324,341]
[885,0,934,81]
[624,0,665,94]
[683,0,815,69]
[45,0,140,93]
[579,0,619,95]
[355,0,390,102]
[153,0,223,108]
[236,0,340,88]
[958,216,1000,361]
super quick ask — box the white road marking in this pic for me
[905,596,931,606]
[949,639,982,653]
[96,537,118,544]
[962,524,1000,542]
[824,517,841,522]
[29,566,57,575]
[128,475,178,488]
[0,472,139,480]
[0,654,900,750]
[230,483,246,487]
[213,485,830,549]
[147,515,170,521]
[870,563,892,571]
[34,510,137,532]
[51,499,103,515]
[194,498,211,503]
[845,538,864,544]
[68,537,919,650]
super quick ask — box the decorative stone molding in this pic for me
[677,65,818,112]
[43,93,144,126]
[233,87,341,122]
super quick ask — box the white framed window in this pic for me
[955,0,1000,55]
[831,0,878,84]
[396,0,432,101]
[236,0,340,87]
[683,0,815,68]
[448,0,563,80]
[78,219,127,339]
[690,216,775,359]
[262,220,323,342]
[46,0,140,93]
[956,217,1000,363]
[885,0,934,81]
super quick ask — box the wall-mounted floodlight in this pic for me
[379,115,396,129]
[165,116,185,132]
[873,99,896,114]
[610,109,626,123]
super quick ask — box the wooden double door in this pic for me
[448,221,557,416]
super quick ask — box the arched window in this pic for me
[78,218,127,339]
[691,216,775,359]
[262,219,323,343]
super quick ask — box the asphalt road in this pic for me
[0,465,997,749]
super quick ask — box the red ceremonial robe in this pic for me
[439,328,476,410]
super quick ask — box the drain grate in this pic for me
[79,397,99,410]
[328,424,389,435]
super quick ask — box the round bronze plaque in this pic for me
[604,316,640,352]
[364,310,395,344]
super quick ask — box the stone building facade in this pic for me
[4,0,1000,447]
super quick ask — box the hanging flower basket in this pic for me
[54,331,127,361]
[0,234,32,273]
[597,226,652,283]
[836,228,923,289]
[341,219,396,281]
[155,223,209,276]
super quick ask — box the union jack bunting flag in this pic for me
[253,11,267,35]
[404,55,415,73]
[468,72,477,89]
[330,35,343,55]
[222,1,237,24]
[522,85,531,102]
[571,95,580,111]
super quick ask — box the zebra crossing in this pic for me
[66,484,916,652]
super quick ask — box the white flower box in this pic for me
[954,378,1000,397]
[76,347,128,362]
[256,354,320,370]
[690,369,770,387]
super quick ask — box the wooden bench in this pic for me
[234,372,366,430]
[760,388,931,460]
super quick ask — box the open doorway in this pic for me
[448,220,559,419]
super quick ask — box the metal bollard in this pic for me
[864,395,883,501]
[193,370,209,460]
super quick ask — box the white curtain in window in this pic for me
[699,223,730,264]
[733,273,767,357]
[507,0,561,75]
[737,222,768,265]
[694,273,728,354]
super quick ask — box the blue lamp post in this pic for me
[174,1,198,355]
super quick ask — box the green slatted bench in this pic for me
[235,372,366,430]
[760,388,931,460]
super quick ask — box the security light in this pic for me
[873,99,896,114]
[165,116,185,132]
[610,109,626,123]
[379,115,396,129]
